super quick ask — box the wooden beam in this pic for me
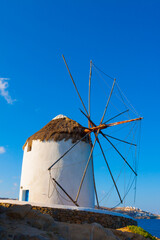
[100,78,116,124]
[52,178,79,207]
[91,156,100,208]
[84,117,143,133]
[88,60,92,128]
[48,132,91,170]
[62,54,88,115]
[75,135,98,202]
[104,134,137,146]
[95,134,122,203]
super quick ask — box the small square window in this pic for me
[22,190,29,201]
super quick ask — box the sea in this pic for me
[137,219,160,238]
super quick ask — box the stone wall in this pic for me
[0,202,137,229]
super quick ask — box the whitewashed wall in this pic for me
[19,139,95,208]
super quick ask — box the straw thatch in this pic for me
[23,117,91,152]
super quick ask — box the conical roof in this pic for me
[23,115,91,152]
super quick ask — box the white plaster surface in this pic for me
[19,138,94,208]
[52,114,67,120]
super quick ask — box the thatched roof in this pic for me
[23,116,91,152]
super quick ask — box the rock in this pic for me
[14,234,50,240]
[7,204,32,219]
[0,203,156,240]
[91,223,120,240]
[54,221,119,240]
[0,226,8,240]
[26,209,55,230]
[0,206,7,214]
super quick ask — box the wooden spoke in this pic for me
[100,78,116,124]
[75,134,98,202]
[104,134,137,146]
[103,135,137,176]
[94,134,122,203]
[80,109,96,127]
[88,60,92,128]
[48,132,91,171]
[103,109,129,124]
[91,156,100,208]
[62,54,88,115]
[52,177,79,207]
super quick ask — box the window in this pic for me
[22,190,29,201]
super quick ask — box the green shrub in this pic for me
[127,225,157,240]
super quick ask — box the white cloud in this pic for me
[0,180,3,183]
[13,182,18,187]
[0,146,5,154]
[0,78,15,104]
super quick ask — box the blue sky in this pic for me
[0,0,160,214]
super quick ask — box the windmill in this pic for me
[19,56,142,209]
[48,55,142,208]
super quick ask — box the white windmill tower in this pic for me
[19,55,142,209]
[19,114,95,207]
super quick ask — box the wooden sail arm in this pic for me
[84,117,143,133]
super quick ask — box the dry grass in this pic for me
[23,117,91,152]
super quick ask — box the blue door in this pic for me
[25,190,29,201]
[22,190,29,201]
